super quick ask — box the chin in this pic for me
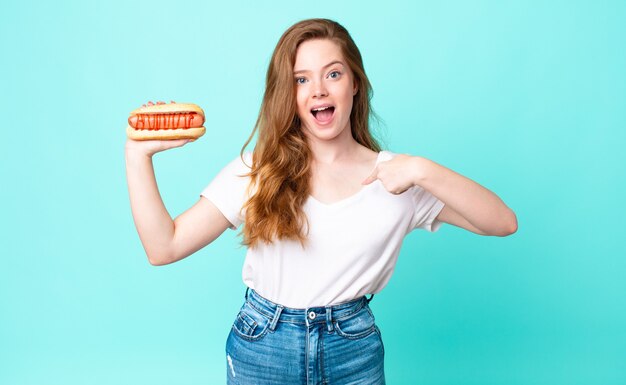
[304,125,349,142]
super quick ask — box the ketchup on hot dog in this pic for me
[126,101,206,141]
[128,112,204,130]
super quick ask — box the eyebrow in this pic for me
[293,60,345,75]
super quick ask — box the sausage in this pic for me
[128,112,205,130]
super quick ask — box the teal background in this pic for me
[1,1,625,384]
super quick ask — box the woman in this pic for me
[125,18,517,385]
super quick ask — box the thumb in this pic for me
[362,168,378,185]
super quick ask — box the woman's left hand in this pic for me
[361,154,422,194]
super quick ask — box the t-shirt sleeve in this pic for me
[409,185,446,232]
[200,152,252,230]
[380,150,445,232]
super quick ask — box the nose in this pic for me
[312,80,328,98]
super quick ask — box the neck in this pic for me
[305,127,362,164]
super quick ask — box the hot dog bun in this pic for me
[126,102,206,141]
[129,103,204,116]
[126,125,206,140]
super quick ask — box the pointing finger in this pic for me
[362,169,378,185]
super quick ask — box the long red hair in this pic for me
[240,18,381,248]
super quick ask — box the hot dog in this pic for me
[126,101,206,140]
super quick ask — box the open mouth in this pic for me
[311,106,335,123]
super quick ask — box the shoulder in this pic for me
[222,151,253,173]
[377,150,398,163]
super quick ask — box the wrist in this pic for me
[125,145,153,163]
[411,156,429,185]
[125,139,155,160]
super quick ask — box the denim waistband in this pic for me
[244,287,374,326]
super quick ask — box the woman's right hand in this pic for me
[124,100,194,158]
[125,137,193,158]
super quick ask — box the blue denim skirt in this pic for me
[225,288,386,384]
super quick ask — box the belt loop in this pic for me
[269,305,283,332]
[245,287,250,300]
[366,294,374,304]
[325,306,334,333]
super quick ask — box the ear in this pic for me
[353,81,358,96]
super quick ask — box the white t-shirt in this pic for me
[200,150,445,308]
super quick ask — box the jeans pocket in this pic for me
[334,304,377,340]
[231,302,271,342]
[374,325,385,357]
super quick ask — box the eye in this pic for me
[295,77,307,85]
[328,70,341,79]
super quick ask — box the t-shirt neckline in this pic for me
[307,151,385,209]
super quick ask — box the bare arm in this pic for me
[125,137,231,266]
[363,154,517,237]
[412,156,517,236]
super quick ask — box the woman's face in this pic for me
[293,39,357,143]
